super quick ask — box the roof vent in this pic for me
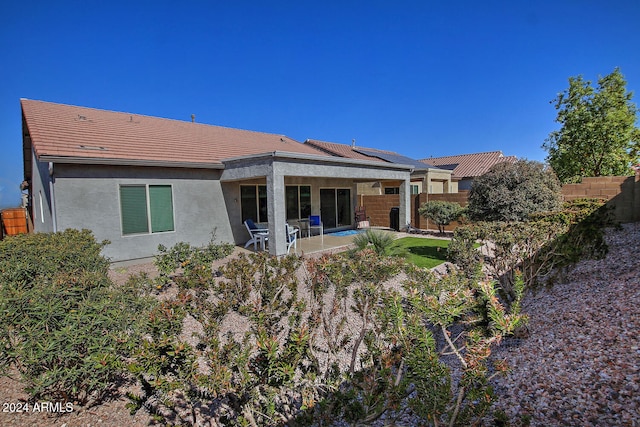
[191,114,195,123]
[75,114,92,122]
[79,145,107,151]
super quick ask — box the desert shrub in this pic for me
[418,200,465,233]
[449,198,614,303]
[467,159,562,222]
[154,232,234,289]
[126,240,525,426]
[0,228,110,288]
[0,229,153,405]
[306,259,527,426]
[126,249,319,426]
[446,225,483,277]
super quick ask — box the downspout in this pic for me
[49,162,57,232]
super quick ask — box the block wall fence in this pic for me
[360,173,640,231]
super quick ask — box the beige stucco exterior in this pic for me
[354,167,455,196]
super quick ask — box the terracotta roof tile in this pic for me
[419,151,517,179]
[22,99,329,166]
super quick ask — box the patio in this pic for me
[242,230,361,256]
[241,227,445,257]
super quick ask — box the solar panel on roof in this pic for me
[436,163,458,170]
[354,148,431,169]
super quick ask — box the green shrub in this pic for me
[449,198,614,303]
[447,225,483,277]
[0,228,110,288]
[467,159,562,222]
[306,259,527,426]
[0,229,153,405]
[126,240,524,426]
[154,232,234,289]
[418,200,465,233]
[127,251,318,426]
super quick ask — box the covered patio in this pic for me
[241,229,363,256]
[222,151,413,256]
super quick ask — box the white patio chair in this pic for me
[286,223,298,254]
[244,219,268,250]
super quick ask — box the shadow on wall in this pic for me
[362,174,640,234]
[562,174,640,223]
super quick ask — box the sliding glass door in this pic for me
[320,188,351,229]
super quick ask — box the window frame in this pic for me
[119,184,175,236]
[240,184,268,224]
[384,187,400,195]
[285,184,311,220]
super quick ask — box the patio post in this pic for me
[399,178,411,231]
[266,163,287,256]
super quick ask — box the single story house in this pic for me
[304,139,455,195]
[419,151,517,191]
[21,99,414,262]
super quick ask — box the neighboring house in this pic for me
[304,139,455,196]
[21,99,413,262]
[419,151,517,191]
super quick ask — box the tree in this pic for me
[418,200,465,234]
[467,159,562,222]
[543,68,640,183]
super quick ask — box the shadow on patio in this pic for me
[240,231,363,256]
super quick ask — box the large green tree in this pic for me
[543,68,640,183]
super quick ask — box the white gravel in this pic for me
[488,222,640,426]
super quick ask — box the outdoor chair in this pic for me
[244,219,268,251]
[308,215,323,243]
[285,223,298,254]
[355,206,370,229]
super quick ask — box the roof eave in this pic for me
[223,151,414,172]
[39,155,225,169]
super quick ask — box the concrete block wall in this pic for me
[362,175,639,231]
[360,194,400,228]
[361,191,469,231]
[562,175,640,223]
[411,191,470,231]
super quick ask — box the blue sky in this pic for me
[1,1,639,208]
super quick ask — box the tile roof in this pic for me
[353,147,433,170]
[304,139,437,169]
[419,151,517,179]
[304,139,387,163]
[21,99,329,166]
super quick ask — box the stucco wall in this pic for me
[224,176,360,246]
[51,164,233,262]
[30,152,54,232]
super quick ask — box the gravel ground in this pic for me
[1,225,638,426]
[487,222,640,426]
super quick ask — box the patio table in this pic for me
[255,231,269,251]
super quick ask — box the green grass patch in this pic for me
[391,237,451,269]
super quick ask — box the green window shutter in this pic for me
[120,186,149,235]
[149,185,174,233]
